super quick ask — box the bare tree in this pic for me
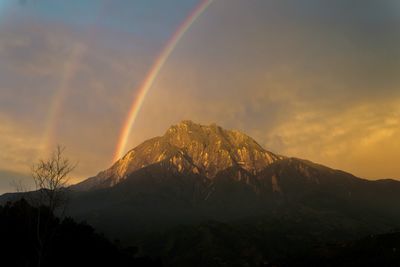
[31,145,76,213]
[30,145,76,267]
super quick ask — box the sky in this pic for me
[0,0,399,193]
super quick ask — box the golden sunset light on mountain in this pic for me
[1,1,400,266]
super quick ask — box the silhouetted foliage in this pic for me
[291,232,400,267]
[0,199,161,267]
[136,216,400,267]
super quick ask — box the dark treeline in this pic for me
[0,199,161,267]
[1,198,400,266]
[136,219,400,267]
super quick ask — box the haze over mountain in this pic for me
[0,170,32,194]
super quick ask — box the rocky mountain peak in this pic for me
[163,121,282,174]
[74,121,283,190]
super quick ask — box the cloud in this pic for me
[127,0,400,180]
[0,20,149,181]
[0,115,43,173]
[264,100,400,178]
[133,63,400,179]
[0,1,207,191]
[1,0,399,188]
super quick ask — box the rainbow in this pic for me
[40,44,86,156]
[40,1,107,157]
[112,0,213,162]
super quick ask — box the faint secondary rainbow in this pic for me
[39,1,107,157]
[40,44,86,156]
[112,0,213,162]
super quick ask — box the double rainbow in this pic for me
[38,0,212,161]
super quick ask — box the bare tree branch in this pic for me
[31,145,76,212]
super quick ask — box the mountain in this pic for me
[72,120,283,191]
[64,121,400,235]
[2,120,400,266]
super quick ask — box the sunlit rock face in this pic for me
[75,121,283,190]
[164,121,282,177]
